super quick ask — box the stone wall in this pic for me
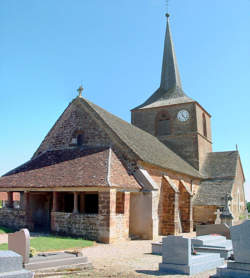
[34,100,111,157]
[0,208,27,230]
[129,192,153,239]
[51,191,130,243]
[51,212,99,240]
[231,157,246,221]
[132,102,213,171]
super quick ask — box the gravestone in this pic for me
[8,228,30,264]
[212,220,250,277]
[0,250,33,277]
[196,223,230,239]
[159,235,224,275]
[214,209,222,224]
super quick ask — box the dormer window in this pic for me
[70,130,85,147]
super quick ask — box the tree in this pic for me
[247,202,250,213]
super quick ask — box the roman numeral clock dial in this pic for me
[177,109,190,122]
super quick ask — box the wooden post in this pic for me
[52,192,58,212]
[7,192,14,208]
[73,192,79,214]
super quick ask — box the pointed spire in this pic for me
[160,13,182,91]
[132,14,193,110]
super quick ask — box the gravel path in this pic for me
[77,240,217,278]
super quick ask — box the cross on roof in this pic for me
[77,85,84,97]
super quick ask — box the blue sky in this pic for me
[1,0,249,199]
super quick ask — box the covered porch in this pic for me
[0,188,131,243]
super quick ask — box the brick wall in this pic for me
[0,208,27,230]
[179,182,192,232]
[34,101,111,157]
[159,177,179,235]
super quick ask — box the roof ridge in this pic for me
[77,97,202,179]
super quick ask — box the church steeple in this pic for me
[160,13,182,92]
[133,14,193,110]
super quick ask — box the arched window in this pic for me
[202,113,207,137]
[70,130,85,146]
[155,112,171,136]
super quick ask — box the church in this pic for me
[0,14,246,243]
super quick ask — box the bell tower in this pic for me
[131,14,212,171]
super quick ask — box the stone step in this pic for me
[0,269,33,278]
[0,251,23,273]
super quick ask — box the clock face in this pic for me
[177,110,190,122]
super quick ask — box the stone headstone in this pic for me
[8,228,30,264]
[212,220,250,277]
[214,209,222,224]
[230,220,250,264]
[159,236,224,275]
[196,223,230,239]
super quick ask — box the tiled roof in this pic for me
[0,147,141,190]
[81,97,202,179]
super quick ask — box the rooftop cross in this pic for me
[77,85,84,97]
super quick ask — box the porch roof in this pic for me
[0,147,141,190]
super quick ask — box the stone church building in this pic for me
[0,15,246,243]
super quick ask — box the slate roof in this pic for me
[193,151,239,206]
[201,151,239,178]
[81,97,202,179]
[0,147,141,190]
[132,87,194,110]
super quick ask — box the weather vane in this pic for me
[166,0,170,17]
[166,0,170,13]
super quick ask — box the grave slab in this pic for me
[153,234,232,259]
[0,251,33,278]
[159,236,224,275]
[25,251,91,271]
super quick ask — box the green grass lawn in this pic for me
[0,235,94,252]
